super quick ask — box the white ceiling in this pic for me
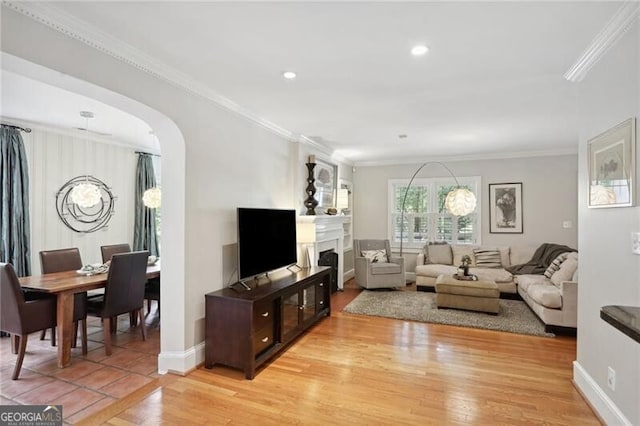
[2,2,622,164]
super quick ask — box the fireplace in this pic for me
[318,249,338,293]
[296,215,345,290]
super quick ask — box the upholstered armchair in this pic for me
[354,239,405,289]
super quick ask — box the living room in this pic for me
[1,2,638,425]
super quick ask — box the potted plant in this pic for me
[460,255,472,276]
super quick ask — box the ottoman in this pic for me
[435,274,500,314]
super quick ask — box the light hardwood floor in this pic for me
[90,283,599,425]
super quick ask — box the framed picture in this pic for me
[588,118,636,208]
[314,159,337,210]
[489,182,523,234]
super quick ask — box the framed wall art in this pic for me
[588,117,636,208]
[314,159,337,210]
[489,182,523,234]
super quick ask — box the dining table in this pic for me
[19,262,160,368]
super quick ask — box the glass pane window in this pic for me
[388,176,481,248]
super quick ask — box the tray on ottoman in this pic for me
[435,274,500,314]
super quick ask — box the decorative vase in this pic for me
[304,163,319,215]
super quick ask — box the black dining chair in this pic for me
[1,263,57,379]
[39,248,88,355]
[87,251,149,355]
[101,243,160,317]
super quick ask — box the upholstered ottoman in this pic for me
[435,274,500,314]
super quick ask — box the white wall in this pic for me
[353,155,578,271]
[21,126,137,274]
[573,22,640,426]
[1,7,352,373]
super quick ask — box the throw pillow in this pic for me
[473,248,502,268]
[361,249,388,263]
[452,245,478,267]
[550,254,578,286]
[543,252,570,279]
[428,243,453,265]
[422,241,448,264]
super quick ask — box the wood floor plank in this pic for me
[100,283,599,425]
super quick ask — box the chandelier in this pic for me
[143,187,162,208]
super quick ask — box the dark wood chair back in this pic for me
[40,248,82,274]
[101,244,131,263]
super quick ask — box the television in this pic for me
[237,208,298,281]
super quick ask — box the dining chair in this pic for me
[87,251,149,355]
[1,263,57,379]
[39,248,88,354]
[101,243,159,317]
[100,243,131,263]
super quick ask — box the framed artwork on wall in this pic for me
[588,117,636,208]
[314,159,337,210]
[489,182,523,234]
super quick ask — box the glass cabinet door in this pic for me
[281,292,300,337]
[301,284,317,323]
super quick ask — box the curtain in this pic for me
[0,125,31,276]
[133,153,159,257]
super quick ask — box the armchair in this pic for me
[354,239,405,289]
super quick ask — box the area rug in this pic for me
[343,290,553,337]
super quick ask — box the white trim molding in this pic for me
[158,342,206,376]
[573,361,632,426]
[2,1,334,156]
[564,1,640,83]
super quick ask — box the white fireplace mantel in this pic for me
[296,215,345,290]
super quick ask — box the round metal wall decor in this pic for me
[56,176,116,233]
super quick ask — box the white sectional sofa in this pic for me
[414,244,578,333]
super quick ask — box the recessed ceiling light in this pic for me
[411,45,429,56]
[283,71,297,79]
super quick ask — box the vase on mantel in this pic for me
[304,162,319,215]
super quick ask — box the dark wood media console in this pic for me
[204,266,331,379]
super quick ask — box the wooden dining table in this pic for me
[19,262,160,368]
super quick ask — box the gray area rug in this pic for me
[343,290,554,337]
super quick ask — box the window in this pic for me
[388,176,481,249]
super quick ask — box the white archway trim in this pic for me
[2,52,188,374]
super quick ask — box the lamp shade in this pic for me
[444,187,477,216]
[143,187,162,208]
[590,184,616,205]
[336,188,349,210]
[70,182,102,208]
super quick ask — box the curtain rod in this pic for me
[135,151,161,157]
[1,123,32,133]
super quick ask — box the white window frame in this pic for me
[387,176,482,251]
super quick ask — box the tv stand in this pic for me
[205,266,331,379]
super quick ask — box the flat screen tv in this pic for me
[237,208,298,281]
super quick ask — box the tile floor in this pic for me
[0,304,160,424]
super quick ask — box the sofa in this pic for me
[415,243,578,332]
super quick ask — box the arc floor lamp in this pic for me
[398,162,477,256]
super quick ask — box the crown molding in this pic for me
[564,1,640,83]
[2,1,335,155]
[354,147,578,167]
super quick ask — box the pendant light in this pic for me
[70,111,102,208]
[142,130,161,208]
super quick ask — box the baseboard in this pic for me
[573,361,631,426]
[158,341,206,375]
[343,269,354,282]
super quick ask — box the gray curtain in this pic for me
[133,153,159,257]
[0,125,31,276]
